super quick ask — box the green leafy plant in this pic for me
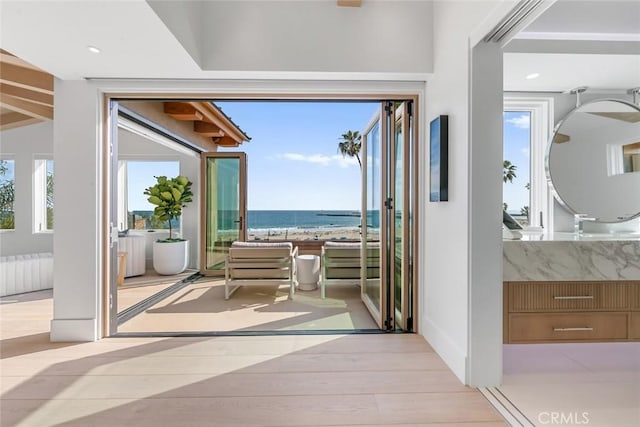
[143,175,193,242]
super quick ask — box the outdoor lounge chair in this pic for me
[320,241,380,299]
[224,241,298,300]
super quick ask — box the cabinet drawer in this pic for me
[631,312,640,340]
[509,312,628,342]
[509,282,628,312]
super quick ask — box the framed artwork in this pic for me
[429,115,449,202]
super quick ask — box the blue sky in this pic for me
[0,159,14,184]
[126,105,530,213]
[503,111,531,214]
[128,161,180,211]
[216,101,378,210]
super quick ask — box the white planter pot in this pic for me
[153,240,189,275]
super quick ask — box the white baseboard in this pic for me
[50,318,98,342]
[421,315,468,384]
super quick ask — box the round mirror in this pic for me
[547,99,640,223]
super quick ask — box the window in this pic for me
[503,111,531,226]
[503,97,554,230]
[117,160,180,231]
[34,158,54,231]
[0,159,15,230]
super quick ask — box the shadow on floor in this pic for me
[0,332,80,359]
[0,334,499,427]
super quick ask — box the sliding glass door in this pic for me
[201,152,247,275]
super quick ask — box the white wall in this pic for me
[468,42,504,386]
[147,0,204,66]
[51,80,102,341]
[423,1,505,386]
[0,122,54,256]
[190,1,433,74]
[118,127,201,269]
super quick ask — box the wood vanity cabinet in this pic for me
[504,281,640,343]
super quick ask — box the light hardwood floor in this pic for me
[1,290,507,426]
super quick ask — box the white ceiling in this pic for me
[521,1,640,37]
[0,0,638,92]
[505,0,640,92]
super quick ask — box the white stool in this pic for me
[295,254,320,291]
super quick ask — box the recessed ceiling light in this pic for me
[87,45,101,54]
[525,73,540,80]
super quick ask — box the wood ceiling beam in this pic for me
[215,136,240,147]
[0,111,42,130]
[0,83,53,106]
[163,102,203,121]
[588,111,640,123]
[194,121,225,137]
[552,133,570,144]
[0,51,43,71]
[0,93,54,120]
[189,102,245,145]
[0,62,53,94]
[337,0,361,7]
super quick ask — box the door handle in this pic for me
[109,222,119,248]
[233,216,243,230]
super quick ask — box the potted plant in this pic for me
[144,175,193,275]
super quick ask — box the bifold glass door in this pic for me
[201,152,247,275]
[361,108,386,329]
[361,101,415,331]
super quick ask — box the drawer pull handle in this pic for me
[553,327,593,332]
[553,295,594,300]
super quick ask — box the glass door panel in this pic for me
[201,152,247,275]
[394,110,404,329]
[361,107,386,329]
[393,102,412,330]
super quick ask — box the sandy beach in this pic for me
[248,227,362,242]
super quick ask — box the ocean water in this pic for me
[247,210,361,231]
[131,210,370,231]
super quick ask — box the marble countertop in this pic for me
[503,234,640,281]
[506,231,640,242]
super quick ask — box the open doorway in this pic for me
[107,97,418,336]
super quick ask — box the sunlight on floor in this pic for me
[118,278,376,333]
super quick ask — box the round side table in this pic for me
[296,254,320,291]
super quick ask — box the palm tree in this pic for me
[503,160,517,183]
[338,130,362,169]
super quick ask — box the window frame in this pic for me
[0,156,16,232]
[504,96,554,230]
[33,156,54,233]
[117,156,181,232]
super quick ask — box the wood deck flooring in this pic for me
[1,290,507,427]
